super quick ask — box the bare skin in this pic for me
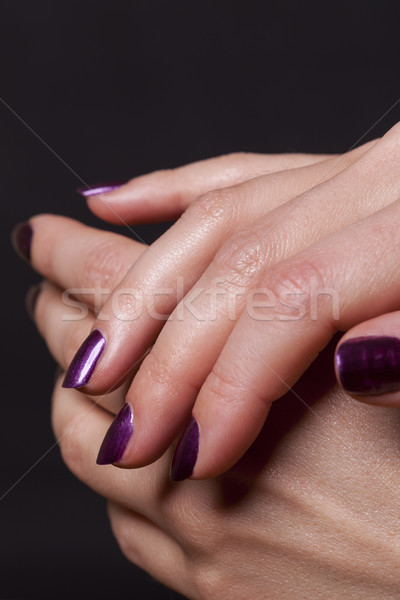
[26,139,385,479]
[32,285,400,599]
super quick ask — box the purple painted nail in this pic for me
[12,221,33,262]
[336,336,400,396]
[170,416,199,481]
[76,181,125,197]
[96,403,133,465]
[25,283,42,320]
[62,329,106,388]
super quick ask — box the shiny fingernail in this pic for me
[76,181,126,197]
[62,329,106,388]
[12,221,33,262]
[336,336,400,395]
[25,283,42,320]
[170,416,199,481]
[96,403,134,465]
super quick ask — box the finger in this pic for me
[108,502,190,598]
[85,151,335,224]
[34,281,130,412]
[51,379,172,516]
[67,132,393,466]
[27,215,146,311]
[63,147,371,393]
[335,312,400,406]
[184,186,400,478]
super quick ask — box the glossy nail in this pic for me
[336,336,400,395]
[76,181,125,197]
[25,283,42,320]
[62,329,106,388]
[96,403,133,465]
[12,221,33,262]
[170,416,199,481]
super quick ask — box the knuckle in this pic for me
[202,363,244,410]
[76,238,130,291]
[109,286,143,323]
[260,256,334,323]
[212,229,269,288]
[138,350,174,394]
[185,188,238,229]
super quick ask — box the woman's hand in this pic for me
[19,146,373,478]
[70,126,400,482]
[31,284,400,599]
[25,133,400,482]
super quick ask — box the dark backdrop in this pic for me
[2,1,400,598]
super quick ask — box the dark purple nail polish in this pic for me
[96,403,133,465]
[25,283,42,319]
[12,221,33,261]
[336,336,400,396]
[62,329,106,388]
[170,416,199,481]
[76,181,125,197]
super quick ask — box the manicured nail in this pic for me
[76,181,125,197]
[62,329,106,388]
[96,403,133,465]
[336,336,400,396]
[170,416,199,481]
[25,283,42,320]
[12,221,33,262]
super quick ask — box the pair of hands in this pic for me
[15,123,400,598]
[27,123,400,480]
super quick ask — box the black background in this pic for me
[2,1,400,598]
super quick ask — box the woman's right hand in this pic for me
[20,139,379,480]
[73,123,400,481]
[16,149,344,402]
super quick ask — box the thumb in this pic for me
[335,312,400,406]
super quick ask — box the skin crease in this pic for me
[86,122,400,479]
[37,301,400,599]
[27,139,382,480]
[24,145,400,597]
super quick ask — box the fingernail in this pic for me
[76,181,125,197]
[96,403,134,465]
[25,283,42,320]
[12,221,33,262]
[170,416,199,481]
[336,336,400,395]
[62,329,106,388]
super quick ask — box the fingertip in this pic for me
[76,181,127,197]
[170,416,199,482]
[84,181,136,225]
[335,334,400,406]
[62,329,106,389]
[96,403,134,465]
[11,220,33,262]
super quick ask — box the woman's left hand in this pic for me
[33,280,400,600]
